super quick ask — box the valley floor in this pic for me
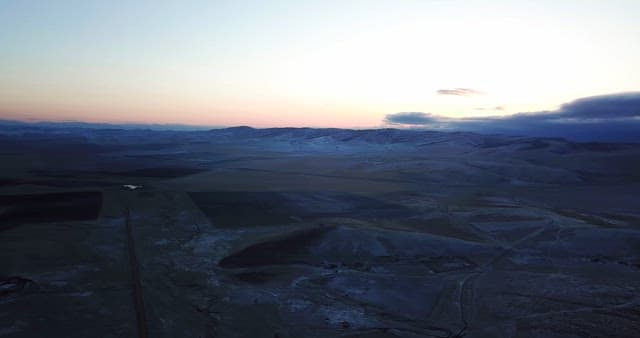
[1,126,639,337]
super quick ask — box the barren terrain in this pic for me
[1,125,639,337]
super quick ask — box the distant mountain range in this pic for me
[0,119,217,131]
[0,120,637,147]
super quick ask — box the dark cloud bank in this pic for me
[385,92,640,142]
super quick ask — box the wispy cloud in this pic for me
[384,92,640,142]
[437,88,484,96]
[474,106,504,111]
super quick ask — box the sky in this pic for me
[1,0,639,130]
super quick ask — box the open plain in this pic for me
[1,124,639,337]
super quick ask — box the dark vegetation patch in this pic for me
[190,192,296,227]
[233,271,278,284]
[219,226,333,268]
[112,167,205,178]
[0,191,102,230]
[190,191,415,228]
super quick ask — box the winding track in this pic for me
[453,226,547,337]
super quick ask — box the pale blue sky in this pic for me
[1,0,639,127]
